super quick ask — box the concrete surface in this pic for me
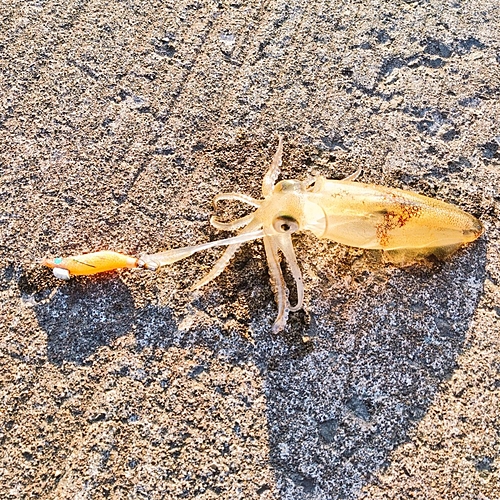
[1,0,499,498]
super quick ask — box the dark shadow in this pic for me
[23,236,486,499]
[262,239,487,499]
[20,268,136,365]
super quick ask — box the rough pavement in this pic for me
[1,0,499,498]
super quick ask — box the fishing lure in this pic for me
[138,136,484,332]
[42,251,139,280]
[43,137,483,332]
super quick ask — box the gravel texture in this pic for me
[1,0,499,499]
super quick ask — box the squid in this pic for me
[43,137,483,333]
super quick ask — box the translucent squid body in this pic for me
[43,137,483,333]
[138,137,483,333]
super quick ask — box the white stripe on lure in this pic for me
[44,136,483,333]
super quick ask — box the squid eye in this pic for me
[273,215,299,233]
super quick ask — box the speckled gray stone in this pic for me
[1,0,499,499]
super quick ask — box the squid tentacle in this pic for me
[275,234,304,312]
[210,213,254,231]
[139,229,264,270]
[262,135,283,197]
[263,234,289,333]
[341,167,362,182]
[213,193,261,208]
[190,242,243,291]
[191,221,262,291]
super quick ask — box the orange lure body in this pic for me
[42,251,139,279]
